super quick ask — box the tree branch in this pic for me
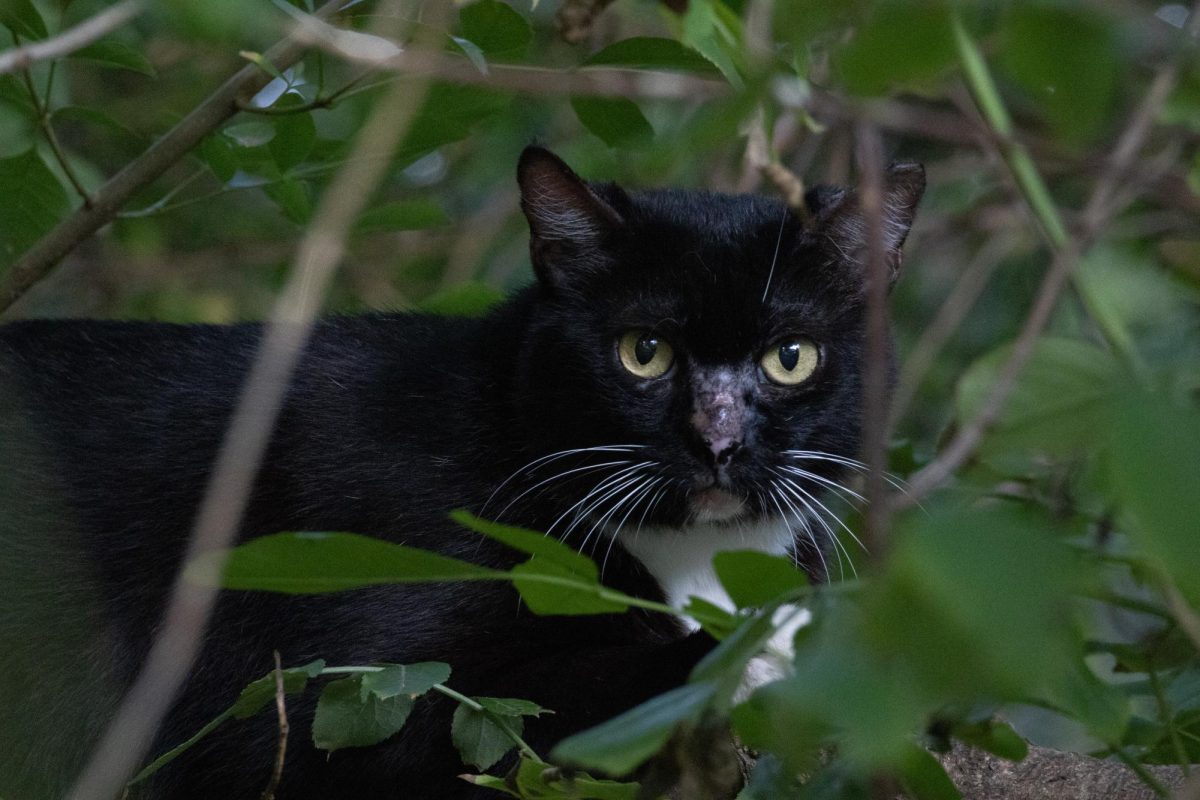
[0,0,343,316]
[0,0,144,76]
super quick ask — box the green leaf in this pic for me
[680,0,746,88]
[451,510,599,577]
[69,40,156,76]
[359,662,451,701]
[999,4,1118,143]
[224,120,275,148]
[955,337,1123,457]
[452,703,522,771]
[459,771,519,796]
[551,681,717,774]
[511,558,629,616]
[189,531,505,593]
[419,282,505,317]
[570,96,654,150]
[0,0,48,39]
[682,595,739,639]
[449,35,489,75]
[268,101,316,170]
[476,697,548,718]
[0,149,68,265]
[356,200,450,235]
[1108,391,1200,602]
[713,551,807,609]
[459,0,532,59]
[896,744,962,800]
[951,719,1028,761]
[230,658,325,719]
[198,133,237,183]
[396,83,512,167]
[511,757,640,799]
[52,105,143,144]
[264,178,311,224]
[836,1,955,95]
[313,675,415,750]
[583,37,721,76]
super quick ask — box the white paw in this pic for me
[734,604,810,703]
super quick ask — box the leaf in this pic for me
[570,97,654,150]
[230,658,326,718]
[451,510,599,577]
[419,283,505,317]
[0,150,68,265]
[1108,391,1200,603]
[999,4,1118,143]
[682,595,739,640]
[835,1,955,95]
[459,772,519,796]
[583,37,721,76]
[449,35,489,75]
[52,105,143,145]
[511,558,629,616]
[264,178,311,224]
[69,40,156,76]
[511,757,640,799]
[312,675,415,750]
[713,550,807,609]
[268,101,316,170]
[188,531,505,593]
[356,199,450,234]
[951,719,1028,762]
[896,744,962,800]
[197,133,237,183]
[459,0,532,59]
[396,83,511,167]
[551,681,717,774]
[955,337,1123,457]
[224,120,276,148]
[680,0,746,88]
[476,697,548,718]
[0,0,48,39]
[359,662,451,701]
[452,703,522,771]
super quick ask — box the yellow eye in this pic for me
[618,331,674,379]
[761,338,819,386]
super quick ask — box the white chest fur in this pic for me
[613,518,795,627]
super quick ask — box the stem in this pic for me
[1147,662,1191,776]
[431,684,540,762]
[18,58,92,206]
[1112,747,1172,798]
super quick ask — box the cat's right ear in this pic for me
[518,146,625,288]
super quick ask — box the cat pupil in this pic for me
[635,336,658,365]
[779,342,800,371]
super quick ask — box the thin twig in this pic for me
[261,651,289,800]
[0,0,344,315]
[744,106,811,223]
[0,0,144,75]
[855,123,891,558]
[18,60,93,206]
[893,3,1200,509]
[61,4,434,798]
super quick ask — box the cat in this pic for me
[0,146,923,800]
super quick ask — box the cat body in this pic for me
[0,148,923,799]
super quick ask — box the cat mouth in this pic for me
[689,486,747,524]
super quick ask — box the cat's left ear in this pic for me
[812,162,925,284]
[518,146,627,288]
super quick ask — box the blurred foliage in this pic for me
[2,0,1200,797]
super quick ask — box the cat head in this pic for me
[508,146,923,555]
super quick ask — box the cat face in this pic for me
[508,147,923,546]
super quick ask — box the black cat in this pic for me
[0,147,923,799]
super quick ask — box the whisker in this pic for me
[482,445,645,513]
[767,484,828,580]
[600,477,662,577]
[571,472,652,555]
[774,469,867,554]
[773,473,860,579]
[778,465,866,504]
[761,207,789,304]
[493,459,632,521]
[551,464,653,546]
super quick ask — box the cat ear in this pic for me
[810,162,925,283]
[517,146,626,287]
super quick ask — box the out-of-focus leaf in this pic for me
[268,100,316,170]
[570,96,654,150]
[224,120,275,148]
[0,149,68,265]
[896,744,962,800]
[999,4,1118,143]
[52,106,143,144]
[396,83,511,168]
[198,133,238,183]
[511,757,640,799]
[836,1,955,95]
[313,675,415,750]
[188,530,505,593]
[264,178,311,224]
[477,697,547,718]
[956,337,1123,457]
[356,200,450,234]
[449,35,489,75]
[583,37,721,76]
[1108,390,1200,603]
[459,0,531,58]
[951,719,1028,761]
[713,550,807,609]
[69,39,156,76]
[0,0,48,39]
[680,0,746,88]
[682,595,739,640]
[552,681,717,774]
[359,662,450,701]
[419,282,504,317]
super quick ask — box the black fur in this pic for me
[0,147,923,799]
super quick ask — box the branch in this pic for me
[895,2,1200,509]
[743,106,812,223]
[0,0,343,315]
[0,0,144,76]
[260,651,289,800]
